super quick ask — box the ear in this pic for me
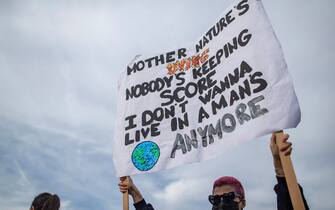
[30,207,35,210]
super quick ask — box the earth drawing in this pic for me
[131,141,160,171]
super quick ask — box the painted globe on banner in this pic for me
[131,141,160,171]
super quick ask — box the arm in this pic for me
[119,176,155,210]
[274,176,309,210]
[270,134,309,210]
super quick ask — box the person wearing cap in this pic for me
[119,133,309,210]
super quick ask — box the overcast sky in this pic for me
[0,0,334,209]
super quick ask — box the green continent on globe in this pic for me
[131,141,160,171]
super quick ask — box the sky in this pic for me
[0,0,334,209]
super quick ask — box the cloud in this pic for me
[0,117,122,210]
[154,178,209,204]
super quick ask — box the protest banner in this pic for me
[115,0,304,209]
[113,0,301,178]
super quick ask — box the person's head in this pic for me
[30,192,60,210]
[209,176,246,210]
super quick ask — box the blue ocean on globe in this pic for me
[131,141,160,171]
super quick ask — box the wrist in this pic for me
[273,157,284,177]
[272,155,280,161]
[275,168,285,177]
[129,186,143,203]
[131,192,143,203]
[273,157,282,167]
[128,188,138,197]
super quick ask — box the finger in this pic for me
[284,147,293,156]
[277,134,289,144]
[282,134,289,143]
[119,189,127,193]
[119,186,129,191]
[271,133,276,145]
[120,176,130,186]
[280,142,292,152]
[120,176,130,183]
[279,142,292,151]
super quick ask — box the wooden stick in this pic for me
[121,177,129,210]
[123,190,129,210]
[275,131,305,210]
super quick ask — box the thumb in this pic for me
[120,176,129,183]
[271,133,277,145]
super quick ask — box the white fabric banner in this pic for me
[113,0,301,177]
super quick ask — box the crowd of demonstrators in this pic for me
[119,133,309,210]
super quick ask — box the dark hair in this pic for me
[31,192,60,210]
